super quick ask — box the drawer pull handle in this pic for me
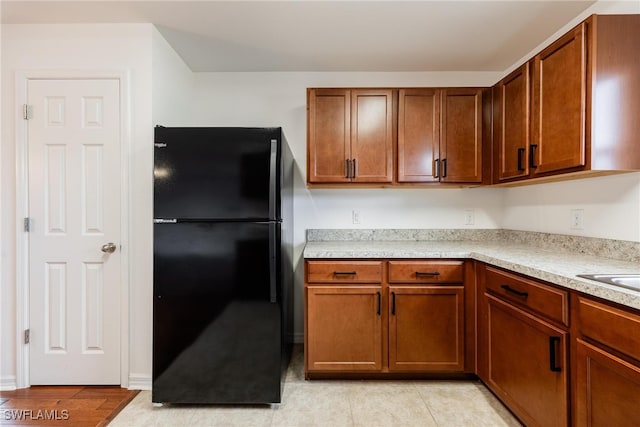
[501,284,529,298]
[517,147,526,171]
[377,292,381,316]
[333,271,357,276]
[549,336,562,372]
[391,291,396,315]
[529,144,538,169]
[416,271,440,276]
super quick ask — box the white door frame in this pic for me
[15,70,131,388]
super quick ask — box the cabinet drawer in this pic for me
[307,261,382,284]
[577,296,640,361]
[485,266,568,326]
[388,260,464,283]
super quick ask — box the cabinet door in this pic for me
[575,338,640,427]
[389,286,464,372]
[351,89,393,183]
[532,23,586,175]
[493,63,530,182]
[397,89,440,183]
[306,286,382,372]
[486,294,568,427]
[440,88,483,183]
[307,88,351,183]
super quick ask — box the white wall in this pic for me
[502,173,640,241]
[1,24,154,390]
[152,27,195,125]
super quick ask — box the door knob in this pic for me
[101,242,117,253]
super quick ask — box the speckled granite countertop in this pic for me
[303,230,640,311]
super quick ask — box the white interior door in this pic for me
[28,79,121,384]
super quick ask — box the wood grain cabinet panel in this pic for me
[575,338,640,427]
[306,286,382,372]
[307,88,351,183]
[493,63,530,182]
[307,88,392,184]
[440,88,484,183]
[351,89,394,183]
[307,260,382,284]
[532,23,587,176]
[397,89,440,182]
[484,266,568,326]
[389,286,464,372]
[486,294,569,427]
[388,260,463,284]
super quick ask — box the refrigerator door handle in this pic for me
[269,223,278,303]
[269,139,278,220]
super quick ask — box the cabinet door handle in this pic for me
[434,158,440,178]
[416,271,440,277]
[345,159,351,178]
[352,159,357,178]
[391,291,396,315]
[517,148,526,171]
[549,336,562,372]
[529,144,538,169]
[377,291,381,316]
[442,159,447,178]
[333,271,357,276]
[500,284,529,298]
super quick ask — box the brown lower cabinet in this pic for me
[306,258,640,425]
[389,286,465,372]
[305,259,471,377]
[306,286,383,372]
[573,295,640,426]
[478,264,569,427]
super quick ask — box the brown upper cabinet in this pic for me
[493,64,530,182]
[531,23,587,176]
[398,88,484,184]
[397,89,440,183]
[307,88,393,184]
[493,14,640,184]
[440,88,484,183]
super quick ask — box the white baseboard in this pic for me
[128,374,152,390]
[0,376,17,391]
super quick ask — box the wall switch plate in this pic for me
[464,209,475,226]
[352,210,361,225]
[571,209,584,230]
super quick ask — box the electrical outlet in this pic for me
[570,209,584,230]
[464,209,475,226]
[352,210,361,225]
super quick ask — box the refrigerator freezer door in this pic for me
[152,221,282,404]
[154,127,281,220]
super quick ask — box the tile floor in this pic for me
[110,346,522,427]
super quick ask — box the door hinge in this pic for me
[24,217,30,232]
[23,104,33,120]
[24,329,30,344]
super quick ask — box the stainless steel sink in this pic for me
[577,274,640,292]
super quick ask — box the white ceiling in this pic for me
[1,0,596,72]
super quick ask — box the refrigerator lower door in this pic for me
[152,222,282,404]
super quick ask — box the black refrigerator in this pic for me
[152,127,293,404]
